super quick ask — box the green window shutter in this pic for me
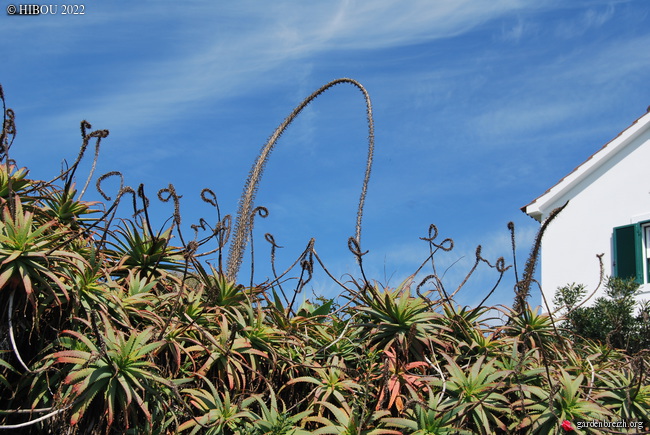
[613,224,643,283]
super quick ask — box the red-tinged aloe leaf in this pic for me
[0,266,15,289]
[66,366,112,386]
[0,355,16,373]
[137,368,172,387]
[245,347,269,359]
[104,380,118,427]
[52,349,92,366]
[27,218,56,239]
[70,376,91,396]
[115,374,134,408]
[19,266,33,292]
[37,268,69,299]
[134,340,165,358]
[80,375,110,404]
[131,388,152,422]
[1,250,21,265]
[121,370,149,391]
[70,407,84,426]
[286,376,321,386]
[60,330,99,351]
[388,381,401,410]
[67,381,105,426]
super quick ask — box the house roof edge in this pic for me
[522,108,650,219]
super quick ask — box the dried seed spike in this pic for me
[190,218,210,238]
[1,108,16,163]
[514,201,568,315]
[63,121,108,194]
[158,183,183,225]
[4,109,15,134]
[200,188,218,207]
[80,128,109,200]
[347,236,368,258]
[419,223,439,242]
[264,233,282,249]
[134,183,150,220]
[96,171,124,201]
[226,78,375,281]
[508,221,520,284]
[80,120,91,137]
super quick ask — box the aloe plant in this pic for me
[516,370,611,434]
[0,199,84,309]
[179,375,254,434]
[242,391,313,435]
[287,355,360,414]
[440,354,511,434]
[0,164,30,199]
[49,325,171,431]
[382,391,473,435]
[596,369,650,423]
[307,401,399,435]
[107,220,184,279]
[40,183,101,228]
[358,280,449,360]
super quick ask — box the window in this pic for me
[613,221,650,284]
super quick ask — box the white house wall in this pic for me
[539,128,650,306]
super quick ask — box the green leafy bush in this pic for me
[554,278,650,353]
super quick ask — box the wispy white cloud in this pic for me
[474,101,584,141]
[468,32,650,143]
[500,16,533,42]
[554,3,616,38]
[7,1,538,136]
[274,0,532,51]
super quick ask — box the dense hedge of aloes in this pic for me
[0,83,648,434]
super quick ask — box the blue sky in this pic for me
[3,0,650,310]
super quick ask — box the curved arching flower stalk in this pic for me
[226,78,375,281]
